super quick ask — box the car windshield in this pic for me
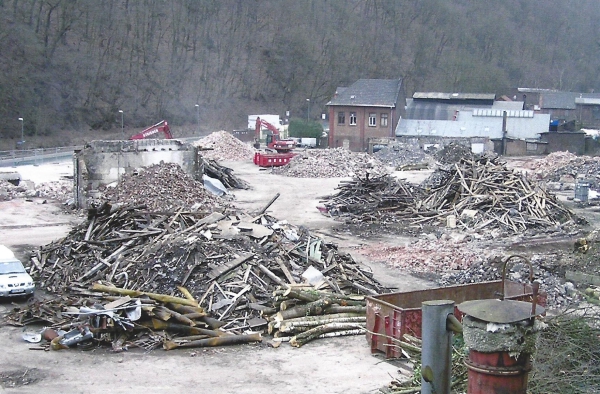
[0,262,26,274]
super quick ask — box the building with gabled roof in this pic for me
[326,79,405,151]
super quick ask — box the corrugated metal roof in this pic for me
[413,92,496,100]
[327,79,402,107]
[405,100,495,120]
[541,92,579,109]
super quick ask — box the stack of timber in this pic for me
[413,155,575,233]
[10,202,387,351]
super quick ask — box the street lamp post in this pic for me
[18,117,24,144]
[118,110,124,139]
[306,99,310,123]
[195,104,200,134]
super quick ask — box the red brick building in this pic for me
[327,79,405,152]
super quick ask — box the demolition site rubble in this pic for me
[321,154,576,235]
[273,147,389,178]
[193,130,256,161]
[8,160,388,352]
[373,140,433,169]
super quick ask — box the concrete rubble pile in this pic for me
[98,162,223,211]
[9,198,388,351]
[373,140,433,169]
[193,130,256,161]
[273,147,388,178]
[0,178,72,202]
[431,142,474,165]
[530,151,600,188]
[437,256,581,309]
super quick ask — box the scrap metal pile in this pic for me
[9,203,387,351]
[273,147,388,178]
[321,154,575,234]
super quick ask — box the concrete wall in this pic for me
[74,139,200,208]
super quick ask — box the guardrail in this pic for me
[0,146,82,167]
[0,137,202,168]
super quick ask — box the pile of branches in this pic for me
[319,174,422,221]
[9,202,388,350]
[412,155,575,233]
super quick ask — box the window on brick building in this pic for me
[349,112,357,125]
[380,113,388,127]
[338,112,345,124]
[368,113,376,127]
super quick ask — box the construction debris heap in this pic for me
[273,148,388,178]
[193,130,256,161]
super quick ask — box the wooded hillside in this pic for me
[1,0,599,147]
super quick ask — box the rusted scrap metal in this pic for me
[11,203,387,351]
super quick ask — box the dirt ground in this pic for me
[0,159,432,394]
[0,155,595,394]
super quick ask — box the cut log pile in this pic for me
[321,155,576,234]
[273,147,389,178]
[193,130,256,161]
[9,202,388,351]
[203,158,250,189]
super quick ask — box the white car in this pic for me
[0,245,35,298]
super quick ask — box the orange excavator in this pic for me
[254,117,296,153]
[129,120,173,140]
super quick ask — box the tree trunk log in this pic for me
[290,322,366,347]
[163,333,262,350]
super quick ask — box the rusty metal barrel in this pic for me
[458,255,545,394]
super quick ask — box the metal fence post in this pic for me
[421,300,455,394]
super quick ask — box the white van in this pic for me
[0,245,35,297]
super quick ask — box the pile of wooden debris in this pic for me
[9,202,387,351]
[321,155,575,234]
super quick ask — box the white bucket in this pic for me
[446,215,457,228]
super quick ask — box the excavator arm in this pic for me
[130,120,173,140]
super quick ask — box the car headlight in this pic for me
[27,282,34,287]
[0,284,5,289]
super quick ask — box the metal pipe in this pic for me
[421,300,454,394]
